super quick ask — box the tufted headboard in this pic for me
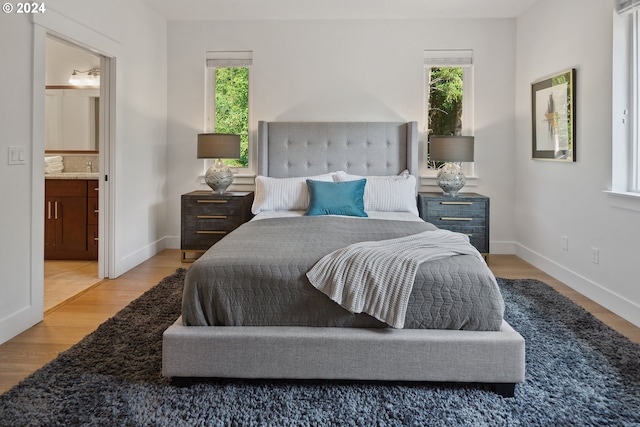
[257,121,418,178]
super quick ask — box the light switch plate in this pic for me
[8,146,26,165]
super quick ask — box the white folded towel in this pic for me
[45,156,63,164]
[44,162,64,174]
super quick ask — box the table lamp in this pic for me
[197,133,241,194]
[429,135,474,197]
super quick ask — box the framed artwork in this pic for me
[531,68,576,162]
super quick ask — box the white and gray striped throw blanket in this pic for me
[306,229,484,328]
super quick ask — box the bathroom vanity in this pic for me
[44,175,99,260]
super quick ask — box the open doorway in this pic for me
[43,36,109,311]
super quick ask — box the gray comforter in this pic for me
[182,216,504,330]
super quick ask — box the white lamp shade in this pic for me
[197,133,241,159]
[429,136,474,162]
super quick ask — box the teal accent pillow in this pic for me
[305,179,368,217]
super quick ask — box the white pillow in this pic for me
[334,170,418,215]
[252,173,335,214]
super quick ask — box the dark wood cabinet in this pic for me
[45,179,98,260]
[418,192,490,254]
[181,191,254,262]
[86,180,99,259]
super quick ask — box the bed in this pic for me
[163,121,525,396]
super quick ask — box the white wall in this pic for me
[0,0,168,344]
[515,0,640,326]
[0,13,38,344]
[166,18,517,252]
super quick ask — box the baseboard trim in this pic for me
[489,241,516,255]
[0,306,40,345]
[115,237,168,278]
[515,243,640,328]
[164,235,180,250]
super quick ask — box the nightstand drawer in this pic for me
[426,216,486,228]
[183,216,243,231]
[431,224,487,253]
[418,192,490,254]
[182,230,229,250]
[183,197,248,217]
[423,199,487,219]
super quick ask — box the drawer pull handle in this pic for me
[440,201,473,205]
[197,199,228,204]
[196,230,227,235]
[440,217,473,221]
[196,215,227,219]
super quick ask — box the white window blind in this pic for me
[205,51,252,68]
[618,0,640,14]
[423,49,473,67]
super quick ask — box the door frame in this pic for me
[33,11,119,315]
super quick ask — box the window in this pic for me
[205,51,252,169]
[424,50,474,172]
[633,12,640,192]
[613,3,640,194]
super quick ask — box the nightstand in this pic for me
[418,192,490,254]
[181,191,254,262]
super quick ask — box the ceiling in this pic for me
[141,0,542,21]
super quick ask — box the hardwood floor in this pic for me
[0,251,638,394]
[0,250,182,394]
[44,260,101,313]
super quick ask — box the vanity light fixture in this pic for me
[69,67,100,87]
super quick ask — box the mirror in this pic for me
[45,86,99,152]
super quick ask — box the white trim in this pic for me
[30,24,47,327]
[612,11,640,196]
[117,237,168,277]
[99,55,116,279]
[34,13,120,273]
[632,11,640,192]
[604,190,640,212]
[618,0,640,15]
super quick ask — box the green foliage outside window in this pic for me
[427,67,464,169]
[215,67,249,167]
[428,67,463,137]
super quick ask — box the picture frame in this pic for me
[531,68,576,162]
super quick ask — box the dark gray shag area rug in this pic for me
[1,269,639,426]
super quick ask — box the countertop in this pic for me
[45,172,100,180]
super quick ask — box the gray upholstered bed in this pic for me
[163,121,525,396]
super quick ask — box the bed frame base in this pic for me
[169,377,517,398]
[162,318,525,397]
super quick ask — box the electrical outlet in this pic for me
[591,247,599,264]
[561,236,568,251]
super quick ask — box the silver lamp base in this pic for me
[436,162,466,196]
[205,159,234,194]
